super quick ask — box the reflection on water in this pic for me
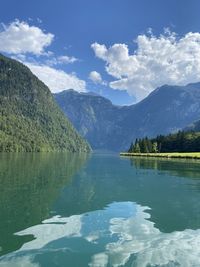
[131,156,200,180]
[1,202,200,267]
[1,153,200,266]
[0,152,89,256]
[52,154,200,233]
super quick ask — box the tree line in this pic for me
[128,130,200,153]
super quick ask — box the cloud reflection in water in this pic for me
[1,202,200,267]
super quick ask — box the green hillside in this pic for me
[0,54,91,152]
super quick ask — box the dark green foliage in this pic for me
[128,142,134,152]
[128,139,141,153]
[134,142,141,153]
[128,130,200,153]
[0,54,91,152]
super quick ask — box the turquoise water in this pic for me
[0,152,200,266]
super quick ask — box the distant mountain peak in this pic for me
[56,89,100,97]
[55,82,200,151]
[55,89,113,105]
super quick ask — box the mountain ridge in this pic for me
[55,82,200,151]
[0,54,91,152]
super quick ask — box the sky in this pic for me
[1,0,200,105]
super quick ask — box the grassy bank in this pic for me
[120,152,200,159]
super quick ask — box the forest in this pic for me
[128,131,200,153]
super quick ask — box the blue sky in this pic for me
[1,0,200,105]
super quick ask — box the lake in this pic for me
[0,152,200,267]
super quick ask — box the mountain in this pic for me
[185,119,200,132]
[55,83,200,151]
[54,89,124,150]
[0,54,90,152]
[120,83,200,149]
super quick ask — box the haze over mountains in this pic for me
[55,83,200,151]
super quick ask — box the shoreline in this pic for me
[120,152,200,160]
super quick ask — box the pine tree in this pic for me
[144,137,150,153]
[139,139,144,153]
[134,139,141,153]
[128,142,134,152]
[147,138,153,153]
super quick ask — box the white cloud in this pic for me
[57,55,77,64]
[0,20,85,93]
[36,18,42,24]
[0,20,54,55]
[25,62,86,93]
[91,31,200,101]
[89,71,106,85]
[45,55,78,66]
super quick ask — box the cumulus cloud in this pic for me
[92,31,200,101]
[0,20,54,55]
[25,62,86,93]
[0,20,85,93]
[89,71,106,85]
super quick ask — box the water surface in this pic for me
[0,153,200,266]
